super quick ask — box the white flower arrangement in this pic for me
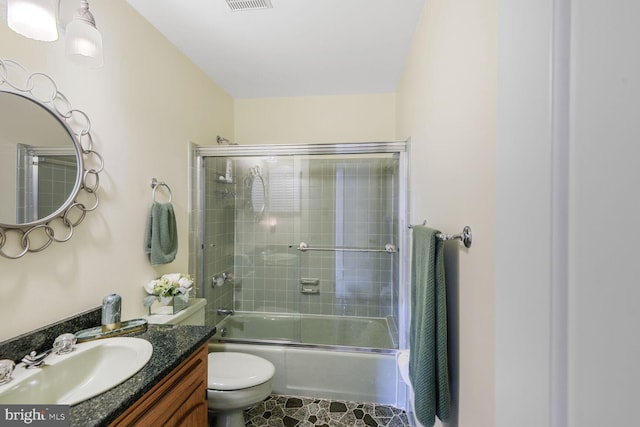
[143,273,194,308]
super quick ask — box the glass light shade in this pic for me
[65,18,103,68]
[6,0,59,41]
[58,0,78,29]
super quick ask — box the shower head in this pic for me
[216,135,237,145]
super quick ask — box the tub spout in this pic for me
[217,308,235,316]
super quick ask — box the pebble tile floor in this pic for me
[209,394,410,427]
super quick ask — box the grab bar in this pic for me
[297,242,397,253]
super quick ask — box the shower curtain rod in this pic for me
[408,222,473,248]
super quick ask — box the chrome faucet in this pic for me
[21,350,49,369]
[20,333,77,370]
[217,308,235,316]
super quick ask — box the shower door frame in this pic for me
[190,140,411,349]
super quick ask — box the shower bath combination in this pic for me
[190,141,410,405]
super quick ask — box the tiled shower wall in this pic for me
[233,155,399,319]
[36,156,77,218]
[14,146,76,222]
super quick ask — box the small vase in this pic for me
[154,295,189,314]
[171,296,189,314]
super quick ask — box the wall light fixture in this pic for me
[5,0,103,67]
[6,0,58,41]
[64,0,103,67]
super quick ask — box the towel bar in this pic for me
[409,222,473,248]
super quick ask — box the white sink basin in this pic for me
[0,337,153,405]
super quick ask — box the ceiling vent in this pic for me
[225,0,273,12]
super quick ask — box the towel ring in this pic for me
[151,178,172,203]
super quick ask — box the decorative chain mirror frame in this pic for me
[0,59,103,259]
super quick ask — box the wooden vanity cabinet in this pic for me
[110,344,208,426]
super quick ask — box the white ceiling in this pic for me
[126,0,426,99]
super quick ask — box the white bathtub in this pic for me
[208,312,403,406]
[214,311,396,349]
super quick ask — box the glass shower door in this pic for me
[233,155,302,342]
[201,156,236,327]
[195,141,407,349]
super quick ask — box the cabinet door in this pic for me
[164,384,208,426]
[111,344,208,426]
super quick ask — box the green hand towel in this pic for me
[409,225,451,426]
[144,202,178,266]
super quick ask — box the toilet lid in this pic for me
[208,352,275,390]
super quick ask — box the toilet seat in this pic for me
[208,352,275,390]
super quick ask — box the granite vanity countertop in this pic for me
[69,323,216,426]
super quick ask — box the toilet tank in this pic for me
[143,298,207,326]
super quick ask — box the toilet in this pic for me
[144,299,275,427]
[207,352,275,427]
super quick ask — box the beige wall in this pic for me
[0,0,234,341]
[495,1,555,425]
[397,1,497,426]
[234,93,396,144]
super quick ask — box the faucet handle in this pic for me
[21,351,48,368]
[212,272,234,288]
[0,359,15,384]
[52,333,77,355]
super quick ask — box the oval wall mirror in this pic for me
[0,59,103,259]
[0,92,80,225]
